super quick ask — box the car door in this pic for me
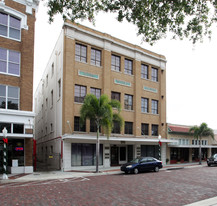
[139,157,149,171]
[146,157,156,170]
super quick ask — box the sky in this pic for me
[34,2,217,130]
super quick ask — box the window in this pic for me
[91,48,101,66]
[90,87,101,99]
[141,123,149,135]
[151,67,158,82]
[0,122,24,133]
[13,124,24,134]
[75,43,87,63]
[0,48,20,76]
[74,85,86,103]
[111,91,120,102]
[124,94,133,110]
[112,121,120,134]
[111,55,120,71]
[152,124,158,136]
[46,98,48,109]
[74,116,86,132]
[51,90,53,107]
[58,79,61,98]
[51,63,54,77]
[125,122,133,135]
[141,64,148,79]
[0,85,19,110]
[90,119,101,132]
[71,143,103,166]
[141,98,148,113]
[0,12,21,40]
[152,100,158,114]
[0,122,11,133]
[50,123,53,132]
[124,59,133,75]
[46,74,48,87]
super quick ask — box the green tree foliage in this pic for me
[80,94,123,172]
[189,123,214,165]
[47,0,217,45]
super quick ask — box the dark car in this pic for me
[120,157,163,174]
[207,154,217,166]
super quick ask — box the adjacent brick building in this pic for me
[0,0,39,173]
[34,21,175,171]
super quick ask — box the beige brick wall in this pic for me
[62,24,167,138]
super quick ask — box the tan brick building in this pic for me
[167,124,217,164]
[0,0,39,173]
[34,21,174,171]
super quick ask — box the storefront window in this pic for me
[71,143,103,166]
[8,139,24,166]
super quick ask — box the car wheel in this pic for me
[133,168,139,174]
[154,166,159,172]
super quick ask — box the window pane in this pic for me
[13,124,24,134]
[0,25,7,36]
[8,98,18,110]
[0,97,6,108]
[0,122,11,133]
[0,13,8,25]
[8,63,19,75]
[0,48,7,60]
[0,85,6,96]
[9,50,20,63]
[0,61,6,73]
[9,16,20,29]
[9,28,20,40]
[8,86,19,98]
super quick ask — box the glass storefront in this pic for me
[8,139,24,166]
[71,143,103,166]
[141,145,159,159]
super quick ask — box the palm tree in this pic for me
[80,94,124,173]
[189,123,214,165]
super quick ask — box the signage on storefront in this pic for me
[15,147,23,151]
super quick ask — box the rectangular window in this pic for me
[90,87,101,99]
[58,79,61,98]
[124,59,133,75]
[141,98,148,113]
[0,122,11,133]
[141,123,149,135]
[51,90,53,107]
[75,43,87,63]
[124,94,133,110]
[0,12,21,40]
[46,74,48,87]
[46,98,48,109]
[152,124,158,136]
[112,121,120,134]
[0,85,19,110]
[0,122,24,134]
[152,100,158,114]
[91,48,101,66]
[0,48,20,76]
[141,64,148,79]
[90,119,101,133]
[74,116,86,132]
[50,123,53,132]
[151,67,158,82]
[51,63,54,77]
[111,55,120,71]
[71,143,103,166]
[125,122,133,135]
[13,124,24,134]
[74,85,86,103]
[111,91,120,102]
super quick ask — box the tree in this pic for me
[47,0,217,45]
[80,94,123,172]
[189,123,214,165]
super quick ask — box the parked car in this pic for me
[120,157,163,174]
[207,154,217,166]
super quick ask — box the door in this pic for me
[119,147,127,164]
[111,146,119,166]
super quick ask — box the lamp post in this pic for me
[158,134,162,160]
[2,127,8,180]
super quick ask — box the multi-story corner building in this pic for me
[0,0,39,174]
[167,124,217,164]
[34,21,174,171]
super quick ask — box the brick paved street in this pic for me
[1,166,217,206]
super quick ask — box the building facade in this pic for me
[34,21,174,171]
[167,124,217,164]
[0,0,39,173]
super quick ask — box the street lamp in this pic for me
[2,127,8,180]
[158,134,162,160]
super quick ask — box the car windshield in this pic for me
[213,154,217,158]
[130,158,140,163]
